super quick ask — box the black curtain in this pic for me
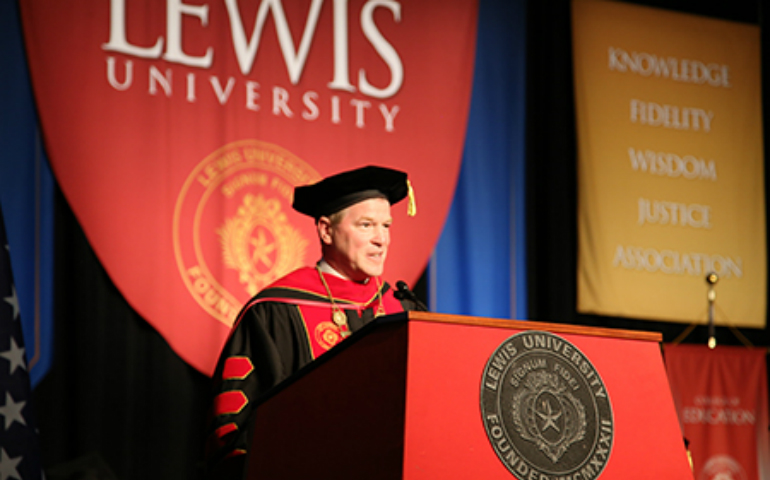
[34,186,211,480]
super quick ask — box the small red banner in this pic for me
[665,344,770,480]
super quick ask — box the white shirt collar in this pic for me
[317,259,370,284]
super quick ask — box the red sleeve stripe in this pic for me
[222,356,254,380]
[214,390,248,416]
[214,422,238,440]
[225,449,247,459]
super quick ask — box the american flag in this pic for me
[0,207,44,480]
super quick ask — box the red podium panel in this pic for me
[246,312,693,480]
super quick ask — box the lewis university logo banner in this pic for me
[664,345,770,480]
[20,0,478,376]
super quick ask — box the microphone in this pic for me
[394,281,428,311]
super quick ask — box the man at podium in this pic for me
[204,165,424,479]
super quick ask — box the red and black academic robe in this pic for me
[205,266,412,478]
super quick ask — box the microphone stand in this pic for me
[706,272,718,349]
[394,281,429,312]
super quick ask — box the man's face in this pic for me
[319,197,392,282]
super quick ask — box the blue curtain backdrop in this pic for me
[0,0,55,387]
[430,0,528,320]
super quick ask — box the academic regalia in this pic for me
[205,266,411,478]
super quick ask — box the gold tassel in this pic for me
[406,180,417,216]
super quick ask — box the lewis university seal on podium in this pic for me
[480,331,614,479]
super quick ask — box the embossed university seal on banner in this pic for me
[173,140,321,327]
[480,331,614,479]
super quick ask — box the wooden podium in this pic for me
[246,312,693,479]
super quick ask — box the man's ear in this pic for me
[317,217,333,245]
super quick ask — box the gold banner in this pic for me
[573,0,765,327]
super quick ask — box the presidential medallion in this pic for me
[332,309,347,327]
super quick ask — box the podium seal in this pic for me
[480,331,614,479]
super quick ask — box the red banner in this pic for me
[664,344,770,480]
[20,0,478,375]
